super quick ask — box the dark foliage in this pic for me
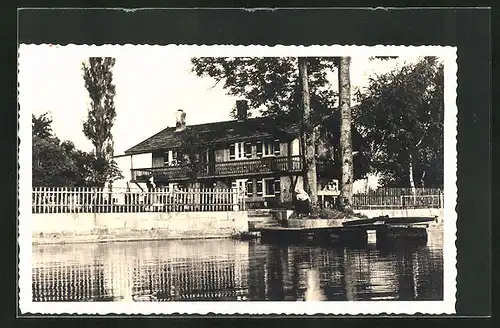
[355,57,444,188]
[32,113,123,187]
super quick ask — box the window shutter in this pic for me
[274,140,280,156]
[256,180,263,196]
[245,142,252,158]
[247,180,253,197]
[274,179,281,196]
[164,151,170,166]
[229,143,235,160]
[239,142,245,159]
[256,141,263,158]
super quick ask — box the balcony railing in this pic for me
[131,155,303,182]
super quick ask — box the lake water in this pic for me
[32,228,443,302]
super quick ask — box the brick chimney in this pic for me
[236,100,248,121]
[175,109,186,131]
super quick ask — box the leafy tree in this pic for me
[177,128,208,181]
[191,57,368,205]
[191,57,338,120]
[82,57,122,186]
[32,135,79,187]
[354,57,444,188]
[31,113,123,188]
[85,155,124,187]
[32,114,87,187]
[32,112,53,139]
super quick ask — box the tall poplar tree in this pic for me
[82,57,122,187]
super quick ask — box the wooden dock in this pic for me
[255,215,437,245]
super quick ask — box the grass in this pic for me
[288,206,368,220]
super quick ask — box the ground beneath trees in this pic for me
[288,207,368,220]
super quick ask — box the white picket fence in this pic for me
[352,188,444,210]
[32,187,245,214]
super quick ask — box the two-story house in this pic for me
[121,100,343,208]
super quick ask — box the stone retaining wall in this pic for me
[31,211,249,245]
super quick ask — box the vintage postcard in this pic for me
[18,44,457,315]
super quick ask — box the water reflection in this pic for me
[32,228,443,302]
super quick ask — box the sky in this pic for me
[19,45,419,156]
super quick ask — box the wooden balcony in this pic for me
[131,155,303,182]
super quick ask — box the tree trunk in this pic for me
[298,57,318,205]
[420,170,426,188]
[408,153,417,205]
[338,57,354,211]
[409,153,415,189]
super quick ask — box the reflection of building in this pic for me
[246,243,343,301]
[31,240,443,302]
[339,245,443,301]
[32,245,113,301]
[32,263,110,302]
[32,240,250,302]
[341,248,400,301]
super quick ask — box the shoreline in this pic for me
[32,234,234,246]
[32,220,444,246]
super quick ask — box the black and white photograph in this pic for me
[18,44,457,315]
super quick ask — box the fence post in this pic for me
[232,187,238,211]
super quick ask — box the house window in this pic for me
[246,180,253,197]
[229,142,247,160]
[261,140,281,157]
[164,150,185,166]
[253,178,281,197]
[232,179,248,196]
[229,144,235,160]
[152,153,164,167]
[245,142,252,158]
[274,140,281,156]
[263,142,274,156]
[164,150,186,166]
[172,150,181,166]
[256,141,263,158]
[177,150,186,165]
[263,178,274,196]
[256,180,263,196]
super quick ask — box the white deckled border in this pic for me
[18,44,457,315]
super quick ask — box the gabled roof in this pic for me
[124,116,301,155]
